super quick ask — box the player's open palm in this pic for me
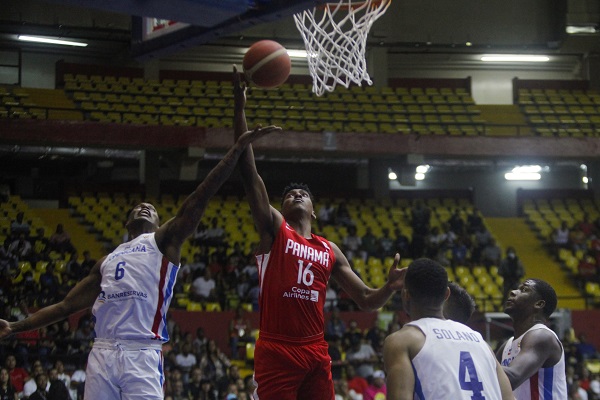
[237,125,281,147]
[0,319,11,339]
[387,253,406,291]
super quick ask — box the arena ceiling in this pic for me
[0,0,598,63]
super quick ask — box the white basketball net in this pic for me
[294,0,391,96]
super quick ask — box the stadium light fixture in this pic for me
[481,54,549,62]
[566,25,599,34]
[287,49,308,58]
[18,35,88,47]
[504,165,542,181]
[388,171,397,180]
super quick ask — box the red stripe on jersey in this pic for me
[151,256,169,339]
[530,372,539,399]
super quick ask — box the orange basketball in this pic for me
[243,40,291,88]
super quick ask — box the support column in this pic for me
[368,46,388,87]
[588,160,600,201]
[586,53,600,90]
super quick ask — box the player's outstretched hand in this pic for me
[0,319,12,339]
[386,253,407,291]
[233,64,247,110]
[237,125,282,147]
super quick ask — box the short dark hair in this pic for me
[281,183,314,204]
[405,258,448,304]
[530,278,558,318]
[445,281,476,324]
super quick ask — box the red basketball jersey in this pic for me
[256,219,336,340]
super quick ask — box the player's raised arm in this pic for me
[155,123,280,262]
[233,65,282,250]
[331,248,405,311]
[0,257,105,339]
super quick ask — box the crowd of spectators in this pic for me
[550,214,600,286]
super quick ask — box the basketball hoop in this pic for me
[293,0,391,96]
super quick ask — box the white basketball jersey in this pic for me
[407,318,503,400]
[92,233,179,341]
[500,324,567,400]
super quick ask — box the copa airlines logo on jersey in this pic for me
[283,287,319,302]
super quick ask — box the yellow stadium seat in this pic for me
[186,302,203,311]
[246,343,255,361]
[204,302,222,312]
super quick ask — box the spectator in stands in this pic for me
[196,378,218,400]
[174,342,197,383]
[325,281,339,312]
[377,228,396,261]
[69,360,86,400]
[472,225,493,264]
[52,319,74,356]
[78,250,96,278]
[65,251,81,280]
[328,335,345,381]
[392,228,410,259]
[575,333,598,360]
[360,228,378,260]
[481,238,502,268]
[0,367,17,400]
[52,360,71,399]
[344,364,368,398]
[203,218,226,249]
[334,379,361,400]
[191,222,209,247]
[342,225,363,262]
[345,336,378,379]
[23,362,46,398]
[498,246,525,303]
[3,355,27,397]
[38,262,59,301]
[363,370,387,400]
[576,214,596,238]
[467,207,484,234]
[8,234,33,263]
[317,201,336,231]
[325,308,346,340]
[216,364,242,397]
[552,221,571,257]
[0,239,17,273]
[577,251,598,284]
[336,201,354,227]
[73,317,95,357]
[48,224,75,256]
[451,237,469,268]
[30,228,49,259]
[228,307,253,359]
[571,225,589,254]
[189,329,207,364]
[10,213,30,240]
[191,269,217,303]
[425,226,447,259]
[168,375,187,400]
[410,200,431,236]
[199,339,230,383]
[47,368,70,400]
[27,372,50,400]
[447,209,465,236]
[185,367,204,399]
